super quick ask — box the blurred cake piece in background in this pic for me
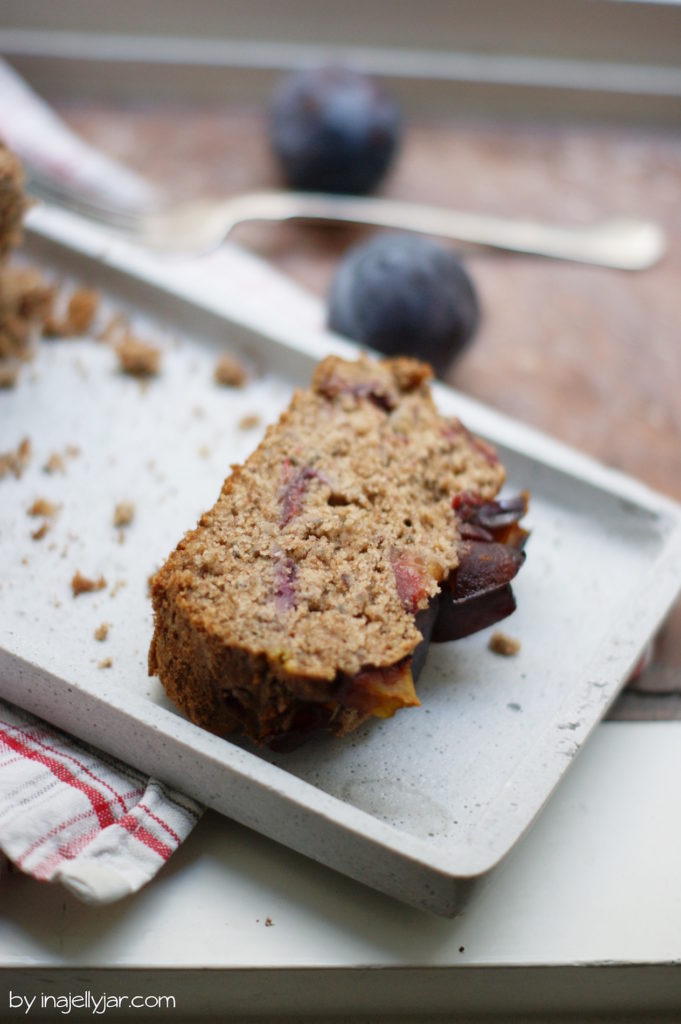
[0,141,28,258]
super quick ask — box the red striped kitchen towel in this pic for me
[0,698,202,904]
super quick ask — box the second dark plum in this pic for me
[328,232,481,376]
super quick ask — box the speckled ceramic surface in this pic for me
[2,210,681,915]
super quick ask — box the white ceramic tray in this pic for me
[2,209,681,916]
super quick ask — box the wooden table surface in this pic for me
[56,99,681,718]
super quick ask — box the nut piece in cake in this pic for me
[149,355,528,749]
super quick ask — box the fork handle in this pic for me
[227,191,665,271]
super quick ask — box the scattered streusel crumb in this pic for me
[109,579,127,598]
[44,287,100,337]
[97,657,113,669]
[214,353,246,388]
[116,333,161,377]
[43,446,80,475]
[43,452,65,474]
[71,571,107,597]
[65,287,99,334]
[489,631,521,657]
[265,917,274,927]
[238,413,261,430]
[0,436,31,480]
[27,497,58,518]
[31,522,49,541]
[94,623,109,642]
[113,501,135,528]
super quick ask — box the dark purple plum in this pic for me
[328,232,480,376]
[269,65,401,195]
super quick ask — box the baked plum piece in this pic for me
[432,493,529,643]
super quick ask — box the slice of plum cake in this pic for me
[149,355,528,749]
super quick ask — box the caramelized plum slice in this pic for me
[412,599,439,679]
[432,584,517,643]
[449,541,525,601]
[432,540,525,642]
[391,548,442,613]
[336,659,419,718]
[430,492,529,643]
[431,542,525,644]
[453,490,529,546]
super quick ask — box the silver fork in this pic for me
[26,169,665,271]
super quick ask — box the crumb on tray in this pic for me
[238,413,261,430]
[214,353,247,388]
[113,501,135,528]
[27,497,59,518]
[31,522,49,541]
[94,622,109,642]
[71,571,107,597]
[44,286,100,337]
[97,657,113,670]
[0,436,31,480]
[115,333,161,377]
[43,452,65,474]
[489,631,521,657]
[64,287,99,334]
